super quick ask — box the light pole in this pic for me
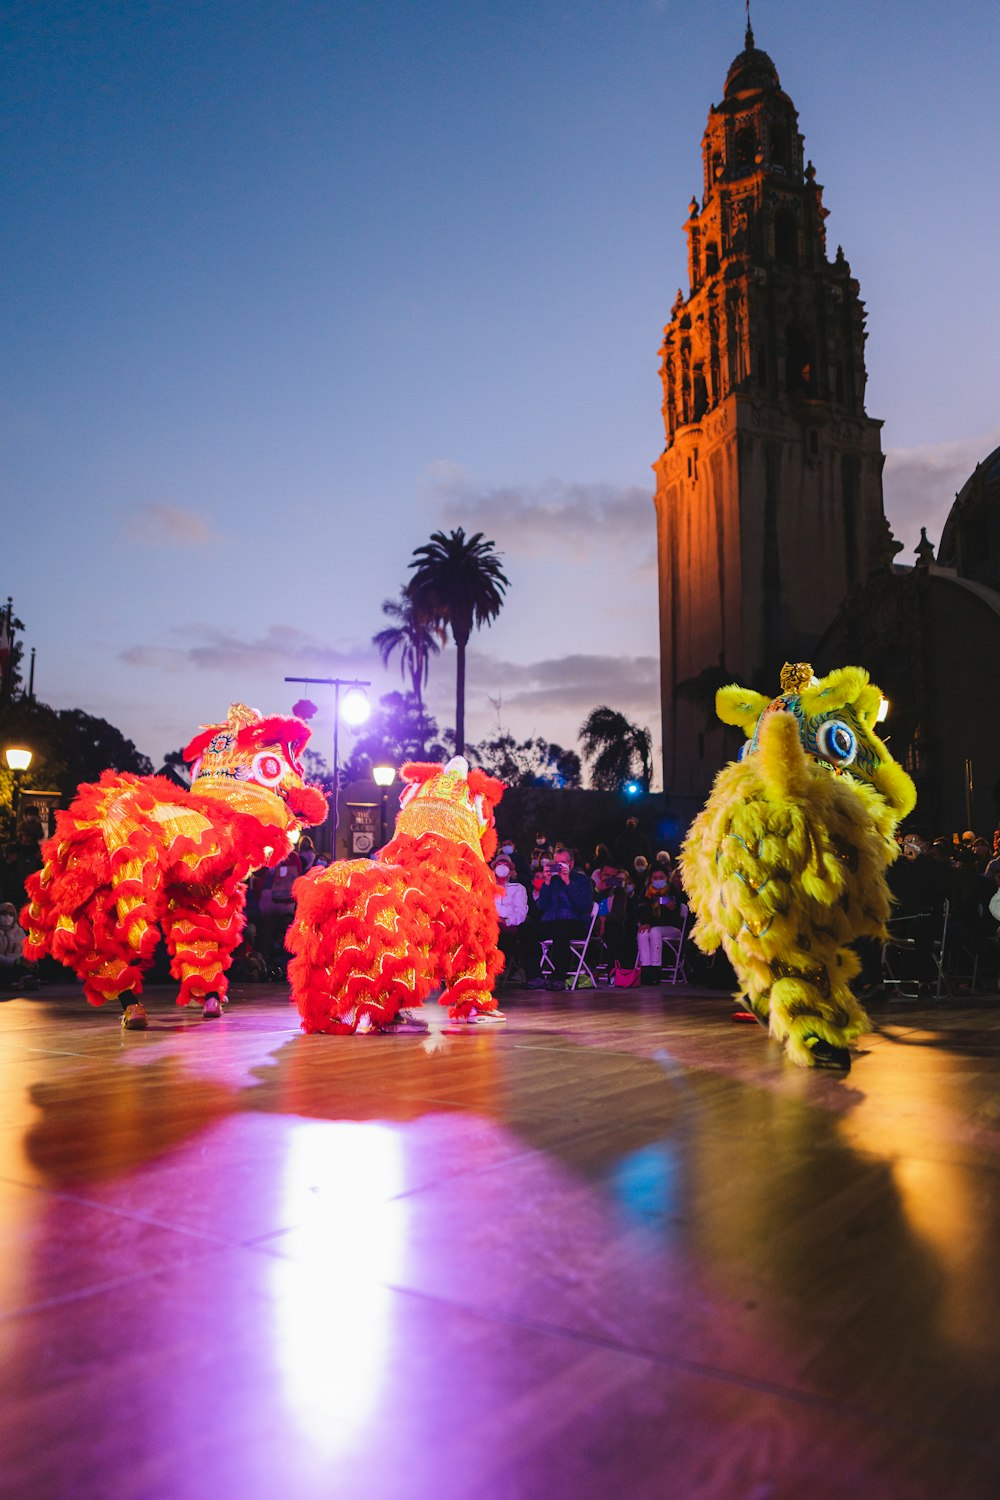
[285,676,371,858]
[372,762,396,848]
[4,746,33,822]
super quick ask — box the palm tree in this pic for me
[406,528,509,756]
[579,706,653,792]
[372,592,442,731]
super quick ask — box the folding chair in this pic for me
[568,903,602,991]
[659,904,690,984]
[881,911,931,991]
[538,940,555,977]
[936,897,981,998]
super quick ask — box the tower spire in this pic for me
[745,0,754,50]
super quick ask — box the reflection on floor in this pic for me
[3,981,1000,1499]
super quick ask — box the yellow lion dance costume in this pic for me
[22,703,328,1028]
[288,756,505,1034]
[681,663,916,1071]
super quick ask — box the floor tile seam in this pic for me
[368,1278,1000,1454]
[0,1240,235,1324]
[0,1175,244,1245]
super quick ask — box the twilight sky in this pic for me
[3,0,999,784]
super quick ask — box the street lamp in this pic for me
[5,746,32,817]
[285,675,372,858]
[372,763,396,849]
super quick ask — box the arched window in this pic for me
[774,208,797,265]
[735,126,756,166]
[770,120,790,169]
[692,367,709,421]
[786,326,815,397]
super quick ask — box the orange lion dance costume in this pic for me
[22,703,328,1028]
[288,755,505,1034]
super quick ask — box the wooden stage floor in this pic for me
[3,980,1000,1499]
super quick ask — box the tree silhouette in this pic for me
[372,592,442,752]
[406,528,509,757]
[578,706,652,792]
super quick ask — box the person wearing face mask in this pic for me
[529,845,593,990]
[498,837,530,889]
[493,854,529,986]
[0,902,36,993]
[635,867,682,982]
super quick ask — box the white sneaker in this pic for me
[472,1007,506,1024]
[382,1009,429,1034]
[202,995,222,1018]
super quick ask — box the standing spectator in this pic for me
[530,846,593,991]
[494,854,529,985]
[497,836,531,889]
[613,815,652,872]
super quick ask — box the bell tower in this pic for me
[654,24,896,798]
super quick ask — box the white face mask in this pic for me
[501,843,514,854]
[494,864,510,880]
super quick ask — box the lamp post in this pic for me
[372,762,396,848]
[4,746,33,820]
[285,676,371,858]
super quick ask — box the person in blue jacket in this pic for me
[532,845,594,990]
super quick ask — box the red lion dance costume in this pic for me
[288,756,505,1034]
[22,703,327,1029]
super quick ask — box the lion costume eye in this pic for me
[816,720,857,766]
[251,751,286,786]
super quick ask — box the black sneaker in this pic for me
[806,1037,851,1071]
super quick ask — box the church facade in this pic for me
[653,26,896,801]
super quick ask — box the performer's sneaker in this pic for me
[471,1007,506,1024]
[382,1009,430,1035]
[805,1036,851,1071]
[121,1002,148,1030]
[202,995,223,1019]
[441,1013,478,1034]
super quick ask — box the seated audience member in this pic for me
[230,922,268,983]
[529,846,593,990]
[0,901,36,993]
[591,845,621,911]
[859,830,945,997]
[636,867,685,981]
[493,854,529,984]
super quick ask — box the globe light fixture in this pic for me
[340,687,370,726]
[5,745,33,817]
[372,764,396,788]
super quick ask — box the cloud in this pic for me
[419,461,653,559]
[883,423,1000,556]
[456,649,661,719]
[127,503,220,548]
[121,623,369,675]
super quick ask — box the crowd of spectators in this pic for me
[6,812,1000,1002]
[493,816,690,991]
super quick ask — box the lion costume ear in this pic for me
[799,666,870,718]
[716,685,770,735]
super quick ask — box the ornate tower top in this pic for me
[657,25,872,444]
